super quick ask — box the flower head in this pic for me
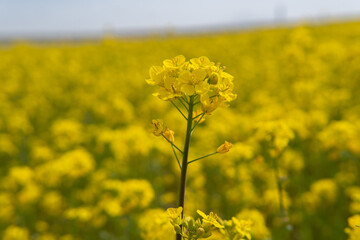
[146,55,236,114]
[166,207,183,220]
[197,210,224,229]
[166,207,183,228]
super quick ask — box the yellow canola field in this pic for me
[1,21,360,240]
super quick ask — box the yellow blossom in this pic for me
[147,55,236,110]
[150,119,165,136]
[346,215,360,240]
[163,55,186,69]
[3,225,29,240]
[166,207,183,221]
[146,66,165,86]
[190,56,214,69]
[197,210,224,229]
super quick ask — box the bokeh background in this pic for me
[1,1,360,240]
[1,0,360,39]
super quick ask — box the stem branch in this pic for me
[171,101,188,120]
[172,145,182,169]
[191,113,205,131]
[162,134,183,154]
[178,98,189,111]
[188,152,218,164]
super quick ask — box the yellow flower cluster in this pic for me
[345,215,360,240]
[147,55,236,114]
[166,207,251,240]
[3,225,29,240]
[253,120,294,157]
[236,209,270,239]
[302,179,338,210]
[138,208,174,240]
[221,218,252,240]
[346,187,360,214]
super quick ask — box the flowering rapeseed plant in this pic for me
[166,207,251,240]
[147,55,236,239]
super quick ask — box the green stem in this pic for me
[272,156,286,217]
[162,134,183,154]
[188,152,217,164]
[192,112,203,120]
[176,96,194,240]
[171,101,188,120]
[178,98,189,111]
[191,113,205,131]
[271,154,293,239]
[192,95,200,105]
[172,145,182,169]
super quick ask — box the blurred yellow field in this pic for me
[1,20,360,240]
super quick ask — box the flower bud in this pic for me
[184,217,195,230]
[174,224,182,234]
[163,128,175,143]
[208,72,219,85]
[196,227,205,236]
[216,141,232,153]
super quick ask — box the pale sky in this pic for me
[0,0,360,38]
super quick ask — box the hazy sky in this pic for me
[1,0,360,38]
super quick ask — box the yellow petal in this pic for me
[181,84,196,95]
[192,69,207,82]
[196,210,207,218]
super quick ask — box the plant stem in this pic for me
[162,134,183,154]
[191,113,205,131]
[271,154,292,238]
[171,101,188,120]
[172,145,182,169]
[192,112,203,120]
[272,156,286,218]
[188,152,217,164]
[178,98,189,111]
[176,96,194,240]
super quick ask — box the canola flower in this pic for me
[146,55,237,108]
[166,207,251,240]
[147,55,236,239]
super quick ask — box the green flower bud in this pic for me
[174,224,182,234]
[196,227,205,236]
[187,217,194,229]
